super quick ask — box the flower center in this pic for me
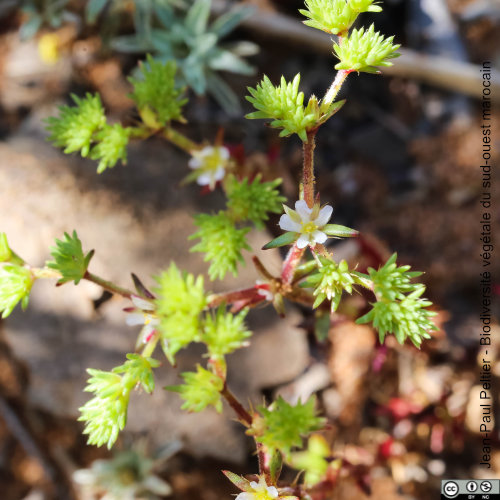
[302,221,317,234]
[202,150,224,172]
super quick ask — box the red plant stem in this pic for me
[208,287,264,308]
[281,244,305,285]
[220,383,252,426]
[258,447,272,484]
[220,384,271,482]
[302,129,318,208]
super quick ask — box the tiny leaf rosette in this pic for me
[129,55,188,127]
[47,231,94,285]
[334,24,400,73]
[166,364,224,413]
[0,264,34,318]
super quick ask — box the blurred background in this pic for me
[0,0,499,499]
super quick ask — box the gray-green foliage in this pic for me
[19,0,73,39]
[113,0,257,113]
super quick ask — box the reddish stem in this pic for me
[208,287,265,309]
[281,244,305,285]
[303,130,318,208]
[220,384,252,426]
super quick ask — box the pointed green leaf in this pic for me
[262,232,298,250]
[322,224,358,238]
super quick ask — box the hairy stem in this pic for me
[281,243,306,285]
[323,69,350,107]
[163,127,199,153]
[84,271,134,299]
[302,130,318,208]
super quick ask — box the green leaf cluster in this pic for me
[356,254,437,347]
[204,307,251,360]
[300,0,381,35]
[46,93,130,173]
[154,263,207,364]
[47,231,94,285]
[367,253,423,299]
[289,434,330,486]
[190,212,251,281]
[226,175,286,229]
[90,124,131,174]
[129,55,188,127]
[246,74,316,142]
[0,265,34,318]
[0,233,12,263]
[246,74,345,141]
[166,364,224,413]
[113,0,256,113]
[334,24,400,73]
[253,397,324,457]
[301,258,368,311]
[79,354,160,448]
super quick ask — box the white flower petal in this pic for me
[315,205,333,227]
[235,494,254,500]
[267,486,279,498]
[312,230,327,244]
[295,200,312,221]
[213,166,225,181]
[131,295,155,311]
[188,158,202,169]
[257,288,273,301]
[279,214,301,232]
[296,234,310,248]
[126,313,145,326]
[249,482,259,490]
[196,173,212,186]
[199,146,214,158]
[138,323,156,344]
[219,146,230,160]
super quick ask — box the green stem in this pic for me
[163,127,199,153]
[32,268,62,280]
[128,125,152,140]
[141,332,159,358]
[84,271,134,299]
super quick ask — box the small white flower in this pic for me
[188,145,230,189]
[235,478,279,500]
[126,295,159,346]
[279,200,333,249]
[255,280,274,302]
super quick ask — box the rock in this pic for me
[0,133,304,463]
